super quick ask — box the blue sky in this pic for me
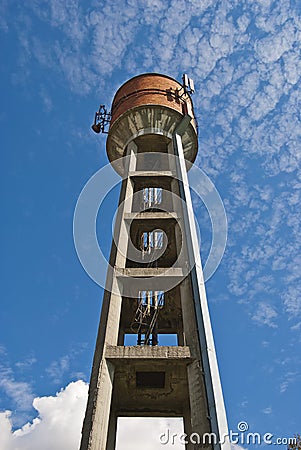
[0,0,300,448]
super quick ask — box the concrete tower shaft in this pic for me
[80,73,230,450]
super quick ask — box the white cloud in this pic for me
[283,286,301,318]
[283,50,301,85]
[15,357,37,370]
[0,367,34,413]
[290,321,301,331]
[39,87,53,112]
[45,345,89,385]
[231,444,247,450]
[255,21,297,63]
[46,356,70,384]
[0,385,186,450]
[0,381,88,450]
[252,303,278,328]
[0,412,13,450]
[279,371,298,394]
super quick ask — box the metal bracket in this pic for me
[91,105,111,134]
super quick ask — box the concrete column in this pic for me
[183,408,194,450]
[106,409,118,450]
[80,361,115,450]
[173,126,230,450]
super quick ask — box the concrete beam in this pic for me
[105,345,192,361]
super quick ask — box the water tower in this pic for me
[79,73,230,450]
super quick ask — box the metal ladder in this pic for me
[131,293,164,346]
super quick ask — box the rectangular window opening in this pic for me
[143,187,162,208]
[136,371,165,388]
[141,230,164,255]
[123,333,178,347]
[138,290,165,307]
[157,334,178,346]
[116,417,184,449]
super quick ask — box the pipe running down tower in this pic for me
[80,73,230,450]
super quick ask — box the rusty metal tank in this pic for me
[106,73,198,169]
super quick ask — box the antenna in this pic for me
[189,77,195,93]
[183,74,189,90]
[182,73,195,94]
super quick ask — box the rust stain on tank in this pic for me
[110,73,195,127]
